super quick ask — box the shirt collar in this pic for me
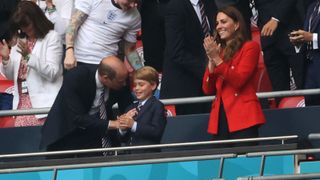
[138,96,151,106]
[190,0,199,6]
[95,70,104,90]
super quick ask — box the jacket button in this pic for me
[234,93,238,96]
[231,66,235,69]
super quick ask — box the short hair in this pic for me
[10,1,53,39]
[98,61,117,80]
[133,66,159,86]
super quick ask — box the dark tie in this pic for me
[198,0,210,36]
[99,89,112,154]
[137,102,143,112]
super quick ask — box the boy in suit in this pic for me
[118,66,167,153]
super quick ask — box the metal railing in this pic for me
[0,135,298,180]
[237,148,320,180]
[1,88,319,117]
[0,135,297,159]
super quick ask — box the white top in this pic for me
[0,30,63,118]
[45,0,74,44]
[74,0,141,64]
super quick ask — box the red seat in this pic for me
[278,96,305,109]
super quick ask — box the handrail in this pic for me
[0,88,319,117]
[0,153,237,174]
[246,148,320,157]
[0,135,297,159]
[237,173,320,180]
[308,133,320,140]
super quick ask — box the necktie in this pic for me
[137,102,143,112]
[99,89,112,154]
[198,0,210,36]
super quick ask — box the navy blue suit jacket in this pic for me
[303,1,320,60]
[40,66,133,151]
[121,96,166,151]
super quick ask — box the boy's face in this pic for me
[133,79,156,101]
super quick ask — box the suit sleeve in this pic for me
[214,41,260,90]
[256,0,298,26]
[273,0,298,24]
[165,0,206,80]
[202,67,217,95]
[62,69,108,136]
[135,102,167,141]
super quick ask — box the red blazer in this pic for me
[202,41,266,135]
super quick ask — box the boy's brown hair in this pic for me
[133,66,159,86]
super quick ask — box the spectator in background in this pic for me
[289,0,320,106]
[255,0,305,96]
[43,0,74,45]
[0,1,63,126]
[160,0,217,115]
[0,22,16,110]
[0,0,20,110]
[63,0,141,71]
[202,6,265,145]
[140,0,169,72]
[118,66,166,153]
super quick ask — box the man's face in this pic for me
[103,71,128,90]
[116,0,138,11]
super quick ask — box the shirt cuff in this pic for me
[313,33,318,49]
[131,121,137,132]
[271,17,280,22]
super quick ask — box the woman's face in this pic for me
[216,12,239,43]
[20,23,35,39]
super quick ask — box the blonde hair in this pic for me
[133,66,159,86]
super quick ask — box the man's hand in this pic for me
[261,18,278,37]
[289,30,313,45]
[64,48,77,69]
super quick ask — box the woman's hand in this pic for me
[0,39,10,64]
[203,36,223,73]
[17,39,30,58]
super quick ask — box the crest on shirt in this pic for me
[105,10,117,22]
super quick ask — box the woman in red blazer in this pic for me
[202,6,265,145]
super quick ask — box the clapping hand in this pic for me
[203,36,222,73]
[118,114,135,130]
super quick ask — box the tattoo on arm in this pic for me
[124,41,136,57]
[65,9,88,48]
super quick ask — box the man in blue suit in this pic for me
[290,0,320,105]
[40,56,133,156]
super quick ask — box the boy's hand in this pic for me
[119,116,134,129]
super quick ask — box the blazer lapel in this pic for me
[135,96,155,120]
[186,0,203,33]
